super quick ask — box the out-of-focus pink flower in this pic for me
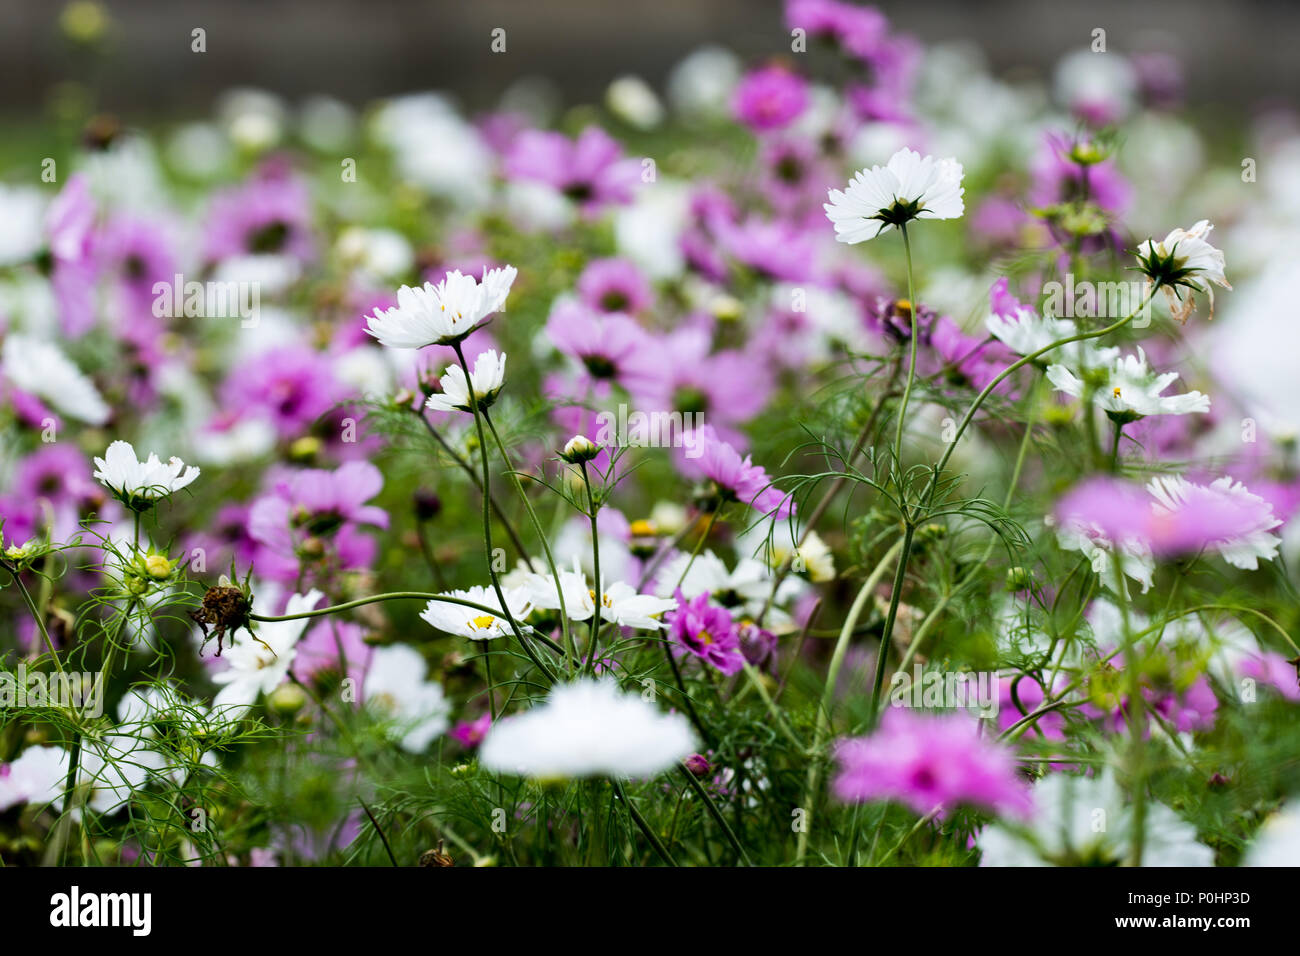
[833,708,1032,818]
[732,65,808,132]
[505,126,641,214]
[687,424,793,519]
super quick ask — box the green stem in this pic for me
[796,536,906,865]
[892,223,919,476]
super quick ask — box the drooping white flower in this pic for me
[979,771,1212,867]
[1136,220,1231,322]
[211,590,322,714]
[363,644,452,753]
[824,147,964,244]
[424,349,506,413]
[365,266,516,348]
[479,679,697,779]
[1147,476,1282,570]
[419,585,533,640]
[2,334,110,425]
[93,440,201,507]
[1243,802,1300,866]
[1046,347,1210,421]
[0,185,47,266]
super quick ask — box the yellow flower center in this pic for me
[1112,387,1123,398]
[470,614,496,630]
[695,629,713,646]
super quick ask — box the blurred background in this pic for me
[0,0,1296,117]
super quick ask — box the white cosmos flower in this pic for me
[365,266,517,348]
[1244,802,1300,866]
[479,679,697,779]
[979,771,1212,867]
[419,585,533,640]
[824,147,964,244]
[0,186,46,266]
[521,562,676,630]
[654,548,802,618]
[0,745,67,812]
[1147,476,1283,570]
[1052,517,1155,595]
[211,590,322,714]
[1136,220,1231,323]
[93,440,201,506]
[3,334,110,425]
[363,644,452,753]
[425,349,506,413]
[985,308,1080,357]
[1046,347,1210,421]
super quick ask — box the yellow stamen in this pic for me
[470,614,496,630]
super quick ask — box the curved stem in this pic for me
[892,223,919,477]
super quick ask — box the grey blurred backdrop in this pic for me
[0,0,1296,115]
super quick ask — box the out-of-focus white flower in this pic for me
[0,746,67,812]
[211,590,322,714]
[1054,48,1137,123]
[979,771,1212,866]
[425,349,506,413]
[1052,517,1155,595]
[666,45,741,120]
[93,440,200,506]
[363,644,452,753]
[606,75,663,129]
[480,679,697,779]
[366,267,516,349]
[0,186,47,266]
[420,585,533,640]
[335,226,413,281]
[1047,347,1210,421]
[1243,802,1300,866]
[3,334,110,425]
[825,148,964,244]
[522,562,676,631]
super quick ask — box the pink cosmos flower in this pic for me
[450,713,492,748]
[222,345,347,440]
[46,174,99,337]
[505,126,641,214]
[687,424,793,519]
[833,708,1032,818]
[1239,652,1300,702]
[96,214,177,316]
[545,301,658,394]
[667,589,746,675]
[1056,476,1281,563]
[576,257,653,314]
[248,461,389,583]
[732,65,809,132]
[205,171,314,263]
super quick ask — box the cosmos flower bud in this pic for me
[684,753,711,777]
[144,554,175,580]
[267,682,308,715]
[413,489,442,522]
[560,434,600,464]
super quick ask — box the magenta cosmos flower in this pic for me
[732,64,808,132]
[545,301,659,394]
[833,708,1032,818]
[688,424,793,518]
[204,171,314,263]
[248,461,389,583]
[667,589,746,675]
[505,126,641,214]
[45,174,99,337]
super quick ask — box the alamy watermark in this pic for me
[0,664,104,718]
[1041,275,1152,328]
[152,273,260,328]
[889,664,999,717]
[593,404,706,459]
